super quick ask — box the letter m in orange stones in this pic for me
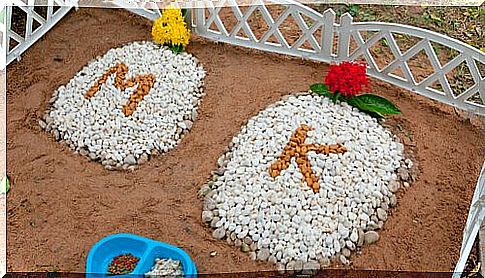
[269,124,347,193]
[84,63,156,117]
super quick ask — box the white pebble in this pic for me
[203,94,404,267]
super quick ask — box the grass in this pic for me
[311,4,484,52]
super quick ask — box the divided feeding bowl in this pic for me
[86,233,197,277]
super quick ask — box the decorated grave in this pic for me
[39,9,205,170]
[200,62,416,272]
[38,6,201,276]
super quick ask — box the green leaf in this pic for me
[181,8,188,18]
[337,93,347,103]
[346,4,360,17]
[309,83,328,93]
[309,83,333,98]
[350,94,401,116]
[2,176,10,193]
[346,97,359,108]
[170,44,184,53]
[367,110,386,118]
[348,97,383,118]
[331,92,340,103]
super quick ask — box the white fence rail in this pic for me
[453,162,485,277]
[1,0,76,69]
[191,0,485,116]
[1,5,6,68]
[112,0,161,21]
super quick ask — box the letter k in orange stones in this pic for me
[269,124,347,193]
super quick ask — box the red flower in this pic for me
[324,61,369,98]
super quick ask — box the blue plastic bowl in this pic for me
[86,233,197,278]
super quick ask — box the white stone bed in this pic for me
[145,258,184,277]
[201,93,407,271]
[40,41,205,169]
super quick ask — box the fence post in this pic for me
[185,5,193,29]
[320,9,335,63]
[337,12,353,62]
[25,3,33,42]
[0,5,6,70]
[194,0,206,34]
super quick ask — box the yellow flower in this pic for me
[152,6,190,49]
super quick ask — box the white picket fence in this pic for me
[1,0,76,67]
[0,0,484,275]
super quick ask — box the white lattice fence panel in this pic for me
[192,1,485,116]
[194,0,336,61]
[337,14,485,116]
[1,0,76,69]
[112,0,162,21]
[110,1,197,34]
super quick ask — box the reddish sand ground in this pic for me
[6,8,485,274]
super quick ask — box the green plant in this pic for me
[422,10,444,27]
[2,176,10,193]
[310,61,401,118]
[346,4,360,17]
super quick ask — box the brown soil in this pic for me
[6,7,485,273]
